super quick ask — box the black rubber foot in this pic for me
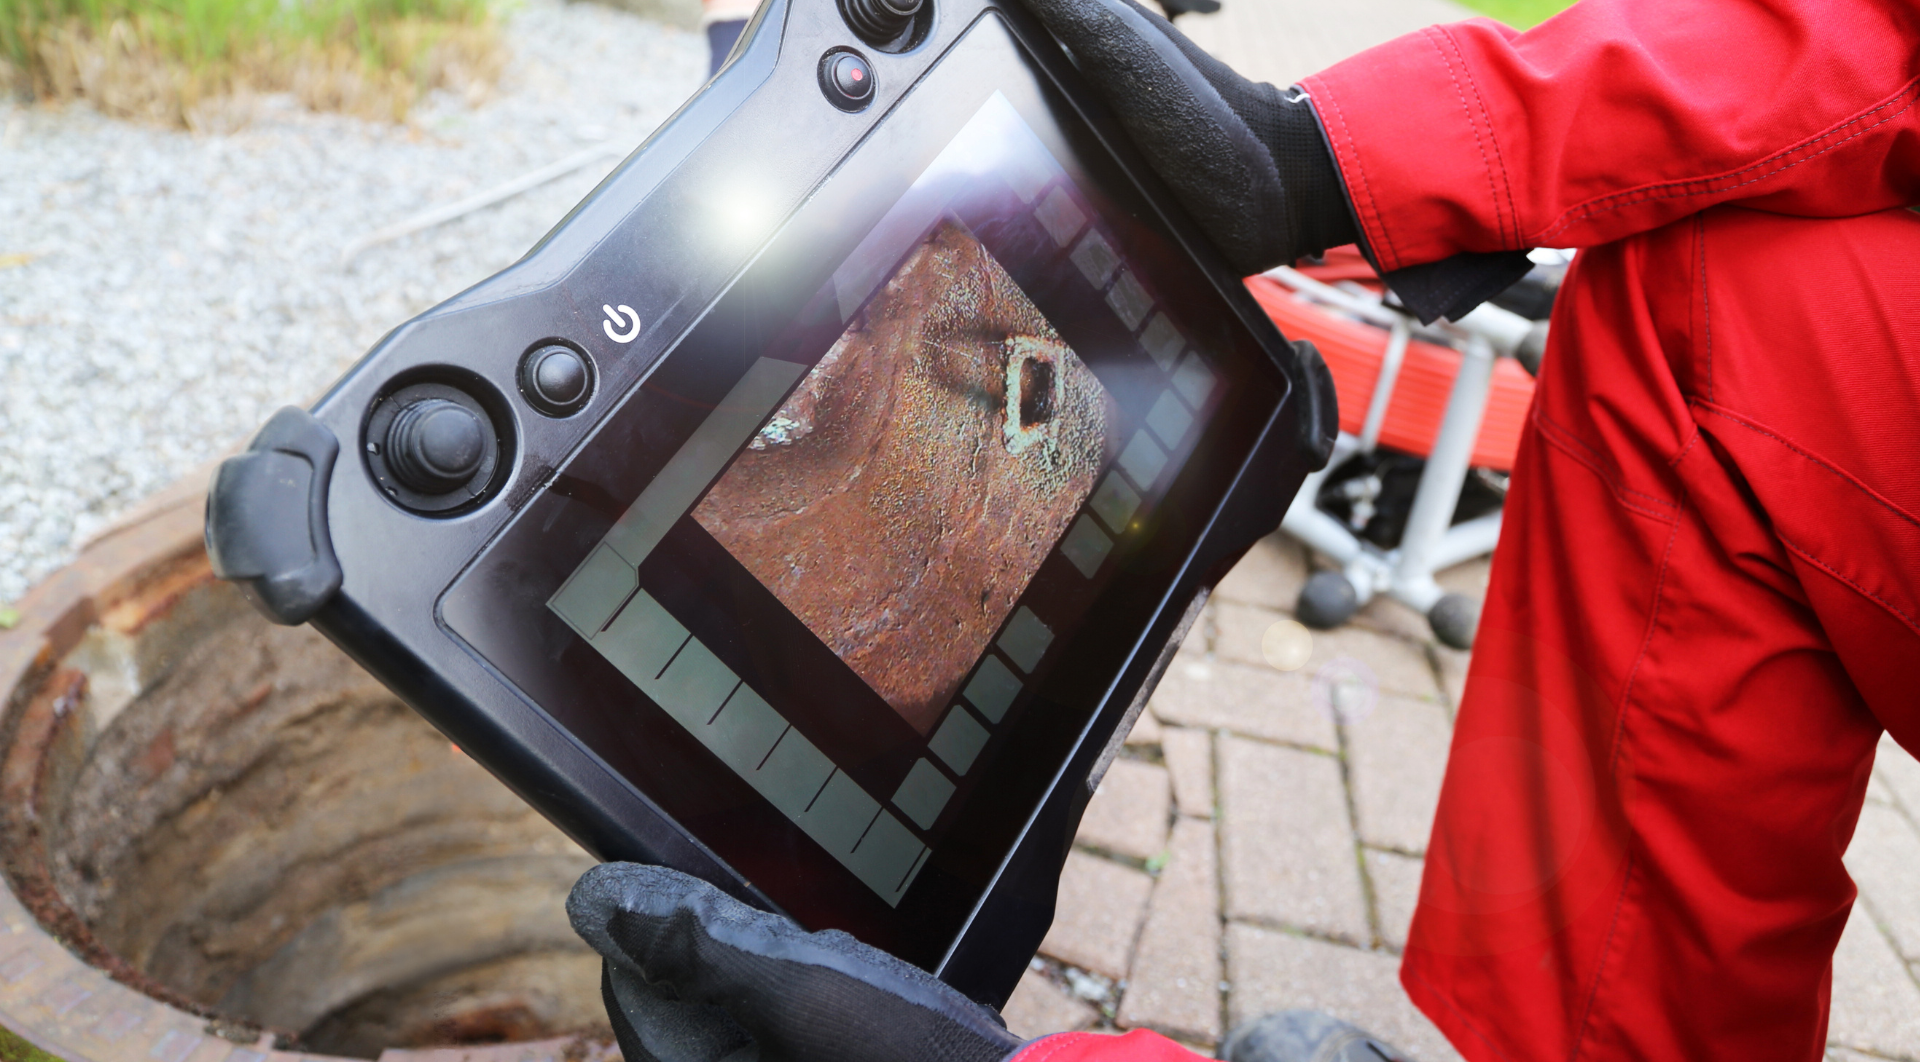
[1429,592,1479,650]
[1297,571,1359,630]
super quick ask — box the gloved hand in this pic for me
[1016,0,1354,274]
[1018,0,1532,322]
[567,862,1027,1062]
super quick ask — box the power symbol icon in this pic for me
[602,304,641,343]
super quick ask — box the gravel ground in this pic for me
[0,0,707,604]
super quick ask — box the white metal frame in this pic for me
[1270,266,1538,631]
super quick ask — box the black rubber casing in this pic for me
[206,0,1334,1007]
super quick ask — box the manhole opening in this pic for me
[5,574,610,1059]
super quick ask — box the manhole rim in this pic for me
[0,479,611,1062]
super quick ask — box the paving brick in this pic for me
[1224,925,1463,1062]
[1219,737,1368,942]
[1212,601,1287,668]
[1434,557,1491,600]
[1844,803,1920,962]
[1216,607,1440,704]
[1001,968,1098,1039]
[1347,593,1437,646]
[1162,727,1213,818]
[1363,850,1423,951]
[61,986,146,1053]
[0,934,55,994]
[1321,627,1442,706]
[1346,694,1452,854]
[1432,646,1470,716]
[145,1028,203,1062]
[33,974,98,1020]
[1874,733,1920,814]
[1867,769,1896,806]
[1181,602,1217,657]
[1079,759,1172,860]
[1117,818,1222,1042]
[1150,655,1337,752]
[1040,852,1154,979]
[1124,703,1164,747]
[1828,904,1920,1059]
[184,1033,236,1062]
[1214,534,1308,613]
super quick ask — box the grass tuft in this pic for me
[0,1021,67,1062]
[0,0,503,126]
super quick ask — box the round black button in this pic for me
[820,50,875,110]
[533,348,587,403]
[386,399,486,494]
[833,54,873,99]
[521,344,593,416]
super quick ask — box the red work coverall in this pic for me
[1014,0,1920,1058]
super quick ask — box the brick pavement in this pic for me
[1000,533,1920,1060]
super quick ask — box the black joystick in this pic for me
[839,0,922,47]
[386,398,486,494]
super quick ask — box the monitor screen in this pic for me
[440,16,1278,967]
[692,216,1116,735]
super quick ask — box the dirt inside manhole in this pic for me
[3,571,611,1058]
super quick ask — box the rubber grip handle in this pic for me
[204,406,343,625]
[1290,337,1339,471]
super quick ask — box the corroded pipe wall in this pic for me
[0,483,614,1062]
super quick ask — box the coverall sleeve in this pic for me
[1298,0,1920,272]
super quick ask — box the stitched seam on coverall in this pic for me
[1569,851,1638,1062]
[1666,429,1702,473]
[1573,487,1685,1059]
[1439,26,1521,248]
[1692,403,1920,531]
[1778,533,1920,637]
[1426,27,1513,250]
[1310,79,1403,268]
[1693,403,1920,637]
[1697,216,1714,403]
[1608,496,1684,776]
[1534,77,1920,243]
[1531,407,1680,521]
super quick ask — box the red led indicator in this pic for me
[825,52,873,107]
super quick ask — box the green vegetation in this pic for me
[3,0,487,72]
[0,1022,67,1062]
[1457,0,1578,29]
[0,0,500,124]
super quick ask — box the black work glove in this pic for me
[1019,0,1532,322]
[568,863,1026,1062]
[1021,0,1352,273]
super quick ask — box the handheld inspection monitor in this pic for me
[205,0,1336,1007]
